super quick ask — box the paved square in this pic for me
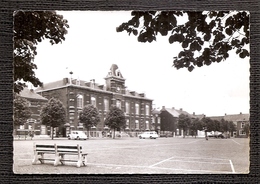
[13,137,249,174]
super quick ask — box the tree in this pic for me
[117,11,249,72]
[104,106,126,139]
[177,114,191,138]
[190,118,202,138]
[13,11,69,93]
[228,121,236,136]
[40,97,66,139]
[13,94,31,127]
[79,104,100,138]
[243,123,250,138]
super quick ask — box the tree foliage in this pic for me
[104,106,126,139]
[13,94,32,126]
[243,123,250,138]
[117,11,249,71]
[13,11,69,93]
[79,104,100,136]
[40,97,66,139]
[177,114,191,138]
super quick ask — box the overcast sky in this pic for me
[33,11,250,116]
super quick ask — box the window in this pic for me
[91,96,96,106]
[104,98,109,111]
[146,120,149,130]
[158,117,161,124]
[116,100,121,109]
[239,130,246,135]
[19,125,24,129]
[125,101,130,114]
[135,120,139,129]
[145,105,150,116]
[77,95,83,109]
[125,119,129,129]
[135,103,139,115]
[241,122,245,128]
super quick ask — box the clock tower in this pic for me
[105,64,126,94]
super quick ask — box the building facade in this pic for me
[14,87,48,138]
[36,64,153,137]
[224,113,250,138]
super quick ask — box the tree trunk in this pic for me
[51,127,54,140]
[183,130,185,138]
[113,128,115,139]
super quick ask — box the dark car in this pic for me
[217,134,227,139]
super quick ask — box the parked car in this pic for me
[217,134,227,139]
[139,131,159,139]
[68,131,87,140]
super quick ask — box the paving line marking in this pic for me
[229,160,236,173]
[231,139,241,145]
[170,156,229,161]
[149,156,175,167]
[168,159,229,165]
[86,162,233,174]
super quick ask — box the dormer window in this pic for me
[76,79,80,86]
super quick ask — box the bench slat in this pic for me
[36,145,55,148]
[33,143,87,167]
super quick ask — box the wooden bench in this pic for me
[32,143,88,167]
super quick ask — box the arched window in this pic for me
[91,96,96,106]
[77,95,83,109]
[135,120,139,129]
[146,120,149,130]
[104,98,109,111]
[135,103,139,115]
[116,100,121,109]
[125,101,130,114]
[145,105,150,116]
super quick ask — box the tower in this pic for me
[105,64,126,94]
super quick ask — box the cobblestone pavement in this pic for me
[13,136,249,174]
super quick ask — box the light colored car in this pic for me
[139,131,159,139]
[68,131,87,140]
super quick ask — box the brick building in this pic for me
[14,87,48,138]
[36,64,153,137]
[224,113,250,138]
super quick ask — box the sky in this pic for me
[33,11,250,117]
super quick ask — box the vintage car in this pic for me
[139,131,159,139]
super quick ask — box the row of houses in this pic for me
[14,64,249,138]
[153,107,249,138]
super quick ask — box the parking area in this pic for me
[13,137,249,174]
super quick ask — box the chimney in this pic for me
[172,107,175,110]
[240,112,242,114]
[193,112,195,115]
[180,108,182,111]
[162,106,166,110]
[63,78,69,85]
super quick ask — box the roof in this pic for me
[224,113,249,122]
[36,78,153,101]
[162,107,191,118]
[19,87,48,101]
[209,116,224,121]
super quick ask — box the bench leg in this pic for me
[32,154,38,164]
[39,153,44,164]
[82,154,87,166]
[54,155,60,167]
[59,154,65,165]
[76,160,81,168]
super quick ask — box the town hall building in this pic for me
[35,64,153,137]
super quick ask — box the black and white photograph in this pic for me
[13,11,250,174]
